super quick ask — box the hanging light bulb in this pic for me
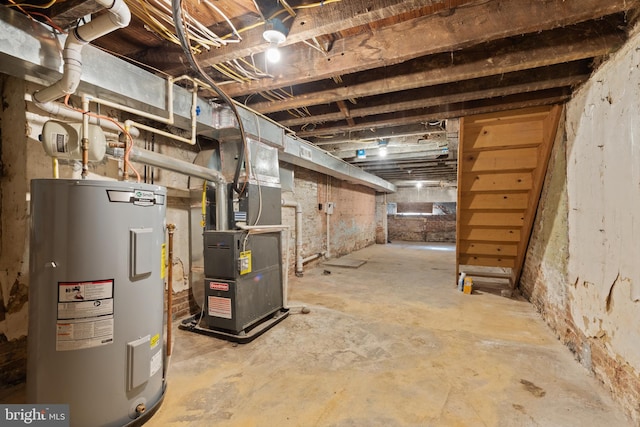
[265,43,281,63]
[263,18,288,64]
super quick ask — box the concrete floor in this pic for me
[2,242,631,426]
[147,242,631,427]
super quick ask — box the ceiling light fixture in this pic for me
[378,138,389,157]
[263,18,288,63]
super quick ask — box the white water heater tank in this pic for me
[28,179,167,426]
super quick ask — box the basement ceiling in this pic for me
[5,0,639,185]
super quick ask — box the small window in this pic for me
[396,202,433,215]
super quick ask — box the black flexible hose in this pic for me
[171,0,247,196]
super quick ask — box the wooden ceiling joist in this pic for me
[222,0,630,98]
[249,21,623,114]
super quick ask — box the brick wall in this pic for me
[521,120,640,422]
[177,165,378,316]
[0,76,30,388]
[520,34,640,423]
[283,166,377,261]
[387,187,457,242]
[0,336,27,387]
[167,288,199,321]
[388,202,456,242]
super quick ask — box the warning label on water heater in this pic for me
[56,279,115,351]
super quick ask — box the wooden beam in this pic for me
[313,123,434,144]
[279,63,589,127]
[222,0,630,97]
[135,0,445,74]
[296,89,570,138]
[336,100,355,126]
[362,162,453,171]
[247,24,622,112]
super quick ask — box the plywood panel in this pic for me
[463,106,551,125]
[459,242,518,256]
[459,255,516,268]
[460,192,529,210]
[463,121,543,150]
[459,227,522,242]
[460,172,533,192]
[461,147,538,173]
[460,211,525,227]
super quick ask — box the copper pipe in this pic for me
[81,137,89,178]
[166,223,176,357]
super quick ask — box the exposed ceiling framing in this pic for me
[4,0,638,185]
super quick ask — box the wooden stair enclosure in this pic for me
[456,105,562,289]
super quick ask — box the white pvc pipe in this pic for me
[282,199,303,276]
[28,98,140,137]
[126,120,195,145]
[302,252,325,264]
[326,209,331,259]
[89,76,198,146]
[33,0,131,104]
[326,176,331,259]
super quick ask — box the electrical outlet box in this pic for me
[326,202,335,215]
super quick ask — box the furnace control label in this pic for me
[56,279,114,351]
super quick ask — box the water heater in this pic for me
[28,179,167,426]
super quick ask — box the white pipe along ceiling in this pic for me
[0,6,396,193]
[33,0,131,104]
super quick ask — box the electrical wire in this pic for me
[127,0,241,53]
[24,10,65,33]
[172,0,248,196]
[202,0,241,40]
[5,0,56,8]
[5,0,66,34]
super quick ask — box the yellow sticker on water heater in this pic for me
[161,243,166,279]
[150,333,160,349]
